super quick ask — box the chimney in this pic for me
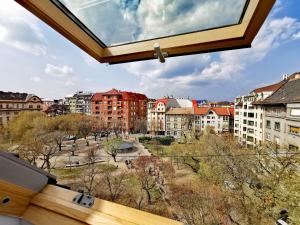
[282,74,288,80]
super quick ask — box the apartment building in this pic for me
[0,91,43,126]
[65,91,93,115]
[165,108,194,138]
[91,89,148,133]
[194,107,233,134]
[255,73,300,149]
[234,78,287,147]
[147,98,191,135]
[43,99,70,117]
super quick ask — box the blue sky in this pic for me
[0,0,299,101]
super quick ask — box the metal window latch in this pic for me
[72,191,94,208]
[154,43,168,63]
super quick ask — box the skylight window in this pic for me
[16,0,275,64]
[55,0,248,47]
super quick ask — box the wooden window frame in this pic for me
[16,0,275,64]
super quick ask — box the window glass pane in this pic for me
[57,0,248,46]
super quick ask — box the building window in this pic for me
[274,122,280,131]
[289,144,298,151]
[248,128,254,134]
[266,120,271,129]
[248,113,254,118]
[265,132,271,140]
[289,126,300,135]
[247,136,254,142]
[291,109,300,116]
[248,121,254,126]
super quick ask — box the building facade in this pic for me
[0,92,43,126]
[65,91,93,115]
[165,108,194,138]
[91,89,148,133]
[234,79,286,148]
[256,73,300,149]
[147,98,190,135]
[43,99,70,117]
[194,107,233,134]
[74,91,93,115]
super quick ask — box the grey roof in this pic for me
[259,77,300,105]
[0,91,28,101]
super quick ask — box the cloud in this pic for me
[30,76,42,82]
[45,64,76,86]
[61,0,247,46]
[123,15,300,96]
[0,0,47,55]
[293,31,300,40]
[45,64,73,78]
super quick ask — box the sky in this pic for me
[0,0,299,101]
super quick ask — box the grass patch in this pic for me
[52,163,118,180]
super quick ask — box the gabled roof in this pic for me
[213,107,231,116]
[91,89,147,101]
[258,75,300,105]
[252,80,286,94]
[0,91,28,101]
[194,107,231,116]
[166,108,193,115]
[154,98,171,108]
[250,72,300,94]
[0,91,41,102]
[103,88,122,95]
[194,107,210,115]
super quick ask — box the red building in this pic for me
[91,89,148,133]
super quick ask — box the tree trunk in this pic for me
[145,189,152,205]
[112,154,117,162]
[58,143,62,151]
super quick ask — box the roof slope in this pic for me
[259,77,300,105]
[252,80,286,94]
[194,107,231,116]
[166,107,193,115]
[0,91,29,101]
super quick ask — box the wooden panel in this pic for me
[23,205,87,225]
[30,192,137,225]
[0,180,36,217]
[32,185,183,225]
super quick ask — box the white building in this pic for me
[234,74,294,148]
[194,107,233,134]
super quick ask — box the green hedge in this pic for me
[139,136,174,146]
[138,136,152,143]
[153,136,175,145]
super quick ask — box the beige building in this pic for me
[0,91,43,126]
[165,108,194,138]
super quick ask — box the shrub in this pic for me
[138,136,152,143]
[153,136,174,146]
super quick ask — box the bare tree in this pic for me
[104,138,122,162]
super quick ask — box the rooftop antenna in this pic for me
[154,43,168,63]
